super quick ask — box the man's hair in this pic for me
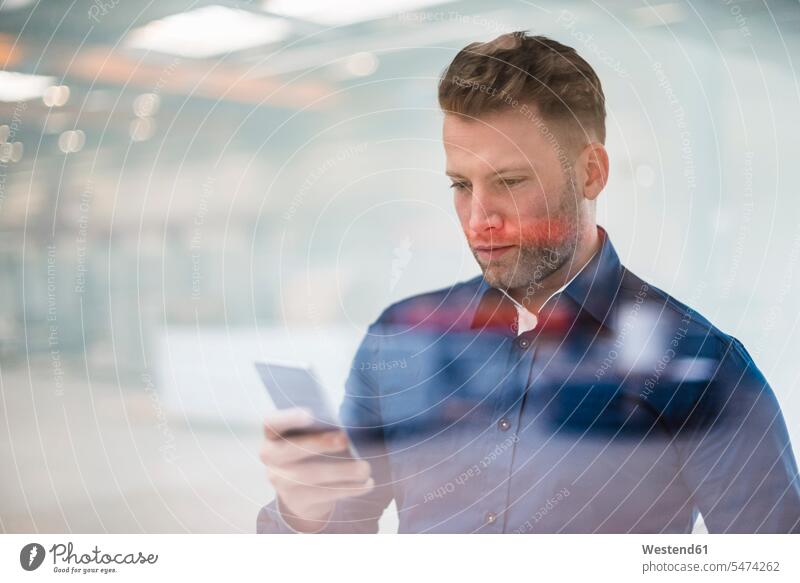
[438,31,606,157]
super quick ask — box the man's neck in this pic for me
[507,226,601,313]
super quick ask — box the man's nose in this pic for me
[468,187,503,233]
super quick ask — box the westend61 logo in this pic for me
[19,542,158,575]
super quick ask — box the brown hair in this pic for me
[438,32,606,157]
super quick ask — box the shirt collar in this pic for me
[498,251,596,335]
[470,226,624,331]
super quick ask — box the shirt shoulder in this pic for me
[372,275,484,331]
[617,266,749,362]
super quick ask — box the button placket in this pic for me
[480,338,534,533]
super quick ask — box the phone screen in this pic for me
[255,362,340,435]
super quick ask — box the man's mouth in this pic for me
[473,244,515,261]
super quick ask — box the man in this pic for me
[257,32,800,533]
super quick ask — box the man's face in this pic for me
[444,106,586,291]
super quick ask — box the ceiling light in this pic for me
[130,118,156,142]
[58,130,85,154]
[125,5,291,58]
[631,3,686,27]
[10,141,23,162]
[0,71,55,102]
[0,0,36,11]
[0,141,23,163]
[344,52,379,77]
[133,93,160,117]
[43,85,70,107]
[263,0,451,26]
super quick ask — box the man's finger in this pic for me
[281,478,375,504]
[262,431,349,465]
[263,408,314,440]
[268,458,371,487]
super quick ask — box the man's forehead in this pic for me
[443,113,545,177]
[444,144,540,179]
[442,103,549,129]
[443,108,529,136]
[443,109,553,155]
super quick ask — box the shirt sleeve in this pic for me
[678,337,800,533]
[257,318,395,533]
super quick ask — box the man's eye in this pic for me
[450,182,470,191]
[501,178,525,188]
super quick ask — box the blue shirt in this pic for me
[258,228,800,533]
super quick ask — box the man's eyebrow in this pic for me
[493,165,535,175]
[446,165,535,179]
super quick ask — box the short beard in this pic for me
[476,169,582,292]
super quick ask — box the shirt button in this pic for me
[517,338,530,349]
[498,418,511,431]
[486,512,497,524]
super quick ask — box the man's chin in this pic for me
[478,264,518,290]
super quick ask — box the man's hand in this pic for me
[260,408,374,532]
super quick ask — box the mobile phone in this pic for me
[255,361,342,437]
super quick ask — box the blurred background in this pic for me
[1,0,799,533]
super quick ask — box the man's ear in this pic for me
[578,143,609,201]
